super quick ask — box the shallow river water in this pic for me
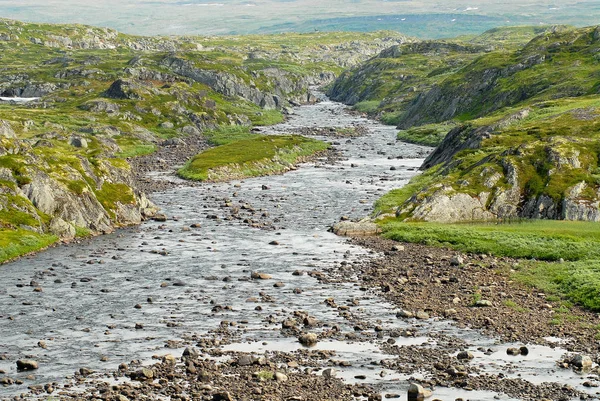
[0,96,595,400]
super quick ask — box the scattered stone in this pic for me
[213,392,234,401]
[571,354,593,369]
[507,348,520,356]
[407,383,432,401]
[251,272,272,280]
[16,360,38,371]
[322,368,337,379]
[474,300,493,307]
[396,310,414,319]
[274,372,288,382]
[457,351,474,361]
[298,333,318,346]
[450,255,464,266]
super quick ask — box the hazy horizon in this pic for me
[0,0,598,38]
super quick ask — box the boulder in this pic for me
[571,354,593,369]
[16,359,38,371]
[69,136,88,148]
[0,120,16,139]
[333,220,381,236]
[105,79,144,100]
[49,217,76,240]
[298,333,318,346]
[407,383,432,401]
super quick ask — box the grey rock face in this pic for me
[0,119,16,138]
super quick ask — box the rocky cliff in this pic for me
[371,26,600,223]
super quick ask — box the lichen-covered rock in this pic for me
[332,220,382,236]
[0,120,16,139]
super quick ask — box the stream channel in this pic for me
[0,94,595,400]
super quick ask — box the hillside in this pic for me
[0,18,408,262]
[359,25,600,223]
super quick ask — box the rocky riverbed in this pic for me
[1,95,599,401]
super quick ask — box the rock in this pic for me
[507,347,520,356]
[274,372,288,382]
[133,368,154,381]
[298,332,318,346]
[182,347,199,360]
[152,214,168,222]
[322,368,337,378]
[251,272,272,280]
[69,136,88,148]
[16,360,38,371]
[0,120,16,138]
[571,354,593,369]
[444,308,457,317]
[519,346,529,356]
[79,367,94,376]
[450,255,464,266]
[236,355,254,366]
[162,354,176,364]
[49,217,76,239]
[391,244,404,251]
[213,392,234,401]
[474,300,493,307]
[37,341,47,349]
[415,311,430,320]
[282,319,297,329]
[407,383,432,401]
[396,310,414,319]
[273,282,285,288]
[457,351,474,360]
[0,377,15,385]
[105,78,145,100]
[333,220,381,236]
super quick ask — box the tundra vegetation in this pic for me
[329,24,600,310]
[0,18,407,262]
[3,17,600,314]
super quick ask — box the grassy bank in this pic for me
[396,123,455,147]
[379,219,600,311]
[0,229,58,264]
[178,134,329,182]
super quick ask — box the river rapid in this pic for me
[0,96,593,400]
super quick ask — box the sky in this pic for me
[0,0,597,37]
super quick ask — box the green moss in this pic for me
[178,135,329,182]
[95,182,136,212]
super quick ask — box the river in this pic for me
[0,96,591,400]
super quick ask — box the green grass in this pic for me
[397,123,455,147]
[379,219,600,311]
[204,126,257,146]
[380,219,600,262]
[515,259,600,312]
[178,135,329,182]
[0,229,57,264]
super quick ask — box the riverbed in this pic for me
[0,97,595,400]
